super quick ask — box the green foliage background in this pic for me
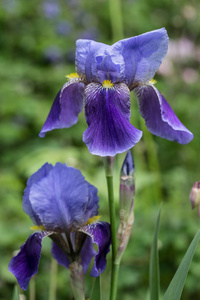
[0,0,200,299]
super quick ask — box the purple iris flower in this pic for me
[39,28,193,156]
[9,163,111,290]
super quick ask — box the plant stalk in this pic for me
[103,157,119,300]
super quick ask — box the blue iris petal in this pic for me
[9,232,46,290]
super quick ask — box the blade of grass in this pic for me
[149,206,161,300]
[12,285,20,300]
[163,229,200,300]
[90,273,102,300]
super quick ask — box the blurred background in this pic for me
[0,0,200,299]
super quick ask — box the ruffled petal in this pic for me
[76,40,123,83]
[134,84,194,144]
[8,232,46,290]
[112,28,169,86]
[80,222,111,277]
[39,80,85,137]
[83,82,142,156]
[23,163,53,224]
[29,163,93,232]
[51,242,70,268]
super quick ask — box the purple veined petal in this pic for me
[111,28,169,86]
[39,80,85,138]
[134,84,194,144]
[80,235,96,273]
[23,163,53,224]
[51,242,70,268]
[29,163,91,232]
[8,232,47,290]
[80,222,111,277]
[82,82,143,157]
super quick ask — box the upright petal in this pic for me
[9,232,46,290]
[112,28,169,86]
[23,163,53,225]
[39,80,85,137]
[134,84,193,144]
[84,183,99,223]
[80,222,111,277]
[29,163,91,232]
[76,40,124,83]
[83,82,142,156]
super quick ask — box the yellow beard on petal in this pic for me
[65,72,80,80]
[102,80,114,89]
[149,78,157,85]
[85,215,101,225]
[30,225,45,231]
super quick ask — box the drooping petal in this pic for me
[134,84,194,144]
[29,163,92,232]
[39,80,85,137]
[112,28,169,86]
[80,222,111,277]
[80,235,96,274]
[23,163,53,225]
[83,82,142,156]
[8,232,46,290]
[51,242,70,269]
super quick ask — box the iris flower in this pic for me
[39,28,193,156]
[9,163,111,290]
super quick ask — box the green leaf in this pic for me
[90,272,102,300]
[12,285,20,300]
[163,229,200,300]
[149,207,161,300]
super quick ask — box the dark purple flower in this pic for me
[9,163,111,290]
[39,28,193,156]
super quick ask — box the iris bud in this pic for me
[117,151,135,263]
[190,181,200,212]
[119,150,135,221]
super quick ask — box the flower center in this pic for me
[102,80,114,89]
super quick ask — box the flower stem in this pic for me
[103,157,119,300]
[29,276,35,300]
[108,0,123,42]
[49,258,57,300]
[69,262,85,300]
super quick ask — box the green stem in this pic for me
[29,276,35,300]
[108,0,123,42]
[106,175,117,260]
[103,157,118,300]
[49,258,58,300]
